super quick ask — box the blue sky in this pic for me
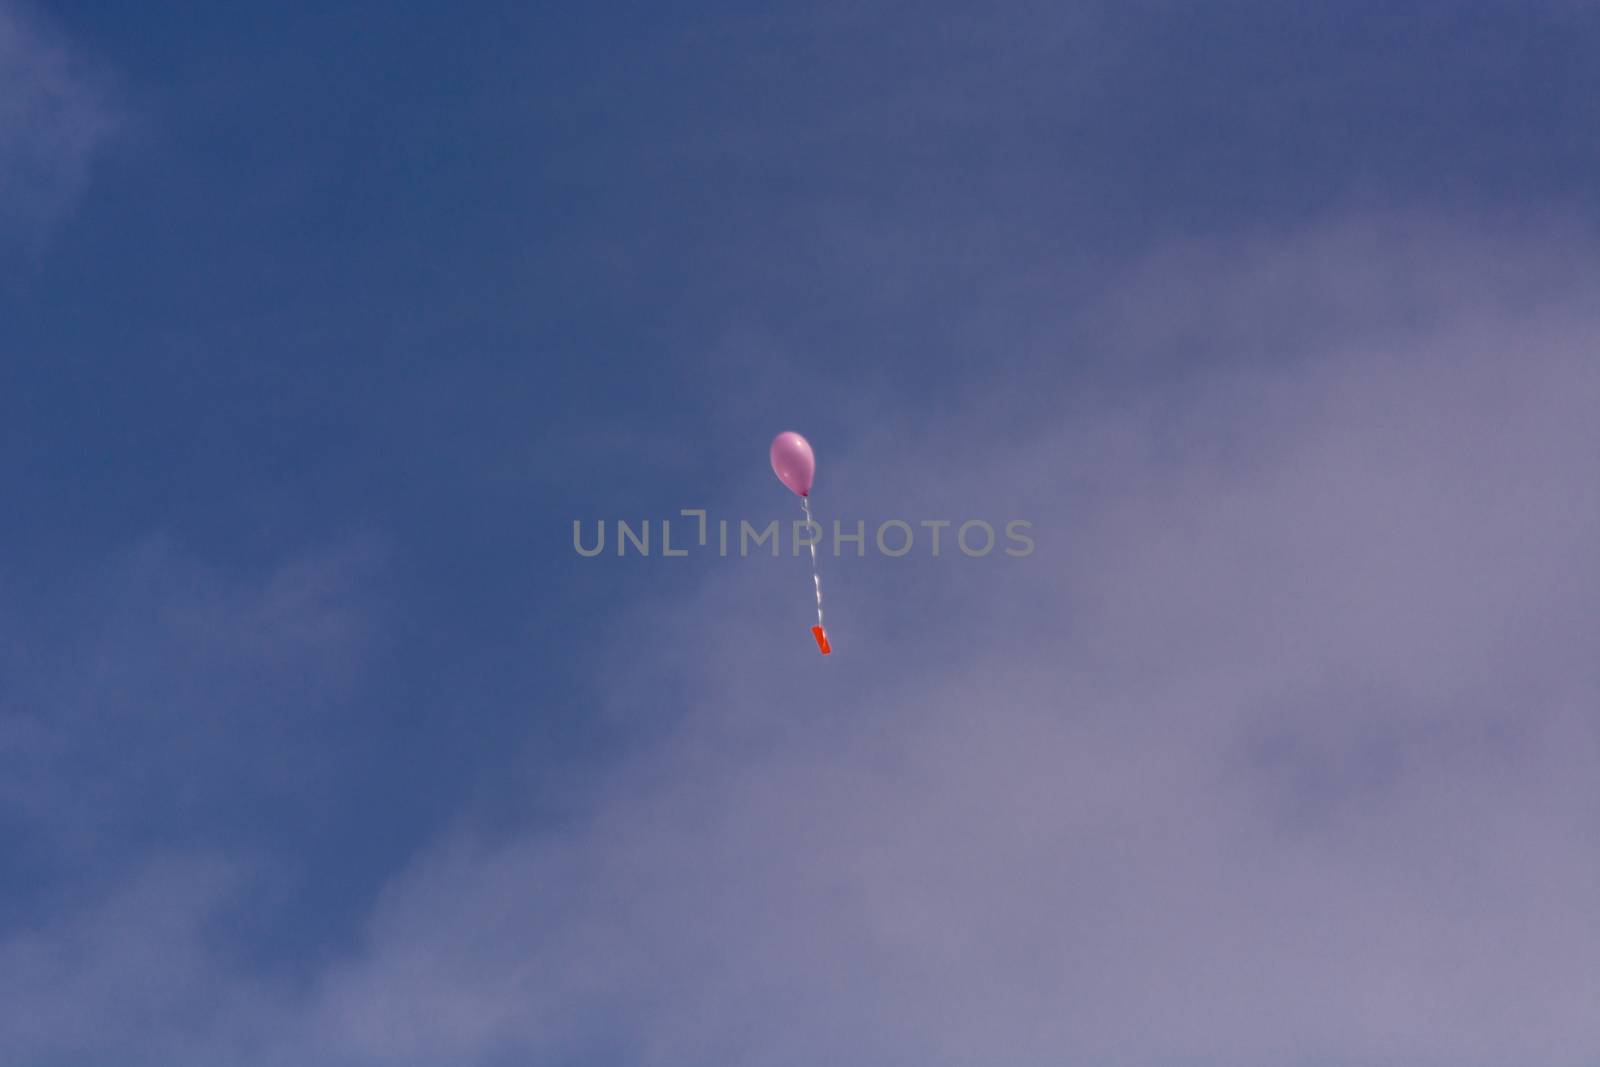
[4,2,1600,1065]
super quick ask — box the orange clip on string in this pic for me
[811,625,831,655]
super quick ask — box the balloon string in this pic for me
[801,496,823,629]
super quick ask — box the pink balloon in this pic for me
[769,431,815,497]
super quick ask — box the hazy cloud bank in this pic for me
[309,216,1600,1067]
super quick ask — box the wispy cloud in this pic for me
[0,536,381,865]
[0,854,291,1067]
[0,1,114,245]
[0,534,386,1066]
